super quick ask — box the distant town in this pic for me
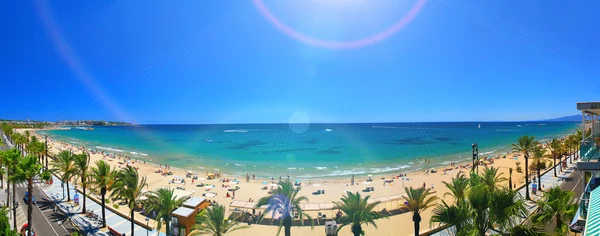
[0,119,133,127]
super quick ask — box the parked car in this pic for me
[23,191,35,204]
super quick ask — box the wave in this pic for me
[368,165,411,173]
[372,126,400,129]
[223,129,248,133]
[495,129,514,132]
[325,129,332,132]
[96,146,124,153]
[139,153,148,156]
[288,167,297,170]
[314,166,327,170]
[130,151,139,155]
[480,150,497,155]
[234,163,245,167]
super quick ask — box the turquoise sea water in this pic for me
[42,122,578,179]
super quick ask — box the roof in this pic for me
[585,187,600,235]
[577,102,600,116]
[172,207,195,218]
[183,197,206,208]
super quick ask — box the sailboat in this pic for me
[478,124,481,129]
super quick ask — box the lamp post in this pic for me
[44,135,48,170]
[145,217,150,236]
[472,143,479,173]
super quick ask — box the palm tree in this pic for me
[89,160,114,227]
[430,200,471,234]
[256,180,313,236]
[531,146,548,192]
[442,173,469,205]
[532,186,577,235]
[547,138,562,177]
[0,149,19,229]
[110,166,148,236]
[145,188,185,235]
[189,204,248,236]
[24,130,30,143]
[51,150,76,201]
[480,166,507,191]
[73,152,91,213]
[332,192,387,236]
[402,187,438,236]
[12,155,51,236]
[512,135,537,200]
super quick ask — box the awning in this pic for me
[585,187,600,235]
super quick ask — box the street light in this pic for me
[145,217,150,236]
[472,143,479,172]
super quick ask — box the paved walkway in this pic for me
[40,175,167,236]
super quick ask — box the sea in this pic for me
[41,122,579,179]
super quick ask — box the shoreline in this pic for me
[37,124,578,181]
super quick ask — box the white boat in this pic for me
[75,126,94,130]
[478,124,481,129]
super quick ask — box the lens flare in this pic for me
[252,0,427,49]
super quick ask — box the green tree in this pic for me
[547,138,563,177]
[89,160,114,228]
[480,166,507,191]
[512,135,537,200]
[189,204,248,236]
[2,149,20,229]
[531,146,548,192]
[402,187,438,236]
[442,173,469,205]
[110,166,148,236]
[256,180,313,236]
[13,155,51,236]
[73,152,91,213]
[51,150,76,201]
[532,186,577,235]
[145,188,185,235]
[0,207,20,236]
[332,192,387,236]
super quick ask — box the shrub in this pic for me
[113,203,119,209]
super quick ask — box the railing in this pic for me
[581,143,598,162]
[579,177,600,219]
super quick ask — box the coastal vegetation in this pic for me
[110,166,148,236]
[13,155,51,236]
[403,186,438,236]
[89,160,114,228]
[145,188,186,235]
[190,204,249,236]
[257,180,314,236]
[532,186,578,235]
[512,135,537,200]
[332,192,388,236]
[430,167,528,235]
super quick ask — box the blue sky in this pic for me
[1,0,599,124]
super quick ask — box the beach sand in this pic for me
[23,128,559,236]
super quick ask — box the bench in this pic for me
[108,226,125,236]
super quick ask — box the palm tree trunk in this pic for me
[553,155,557,177]
[413,213,421,236]
[284,216,292,236]
[12,181,16,230]
[165,220,170,236]
[27,179,33,236]
[131,210,135,236]
[525,154,530,200]
[66,181,71,202]
[81,181,86,213]
[351,224,362,236]
[509,174,512,191]
[101,191,107,227]
[537,167,542,192]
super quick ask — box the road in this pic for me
[2,133,79,235]
[14,181,79,236]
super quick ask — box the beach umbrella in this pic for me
[262,181,268,185]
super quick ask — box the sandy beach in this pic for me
[23,128,563,236]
